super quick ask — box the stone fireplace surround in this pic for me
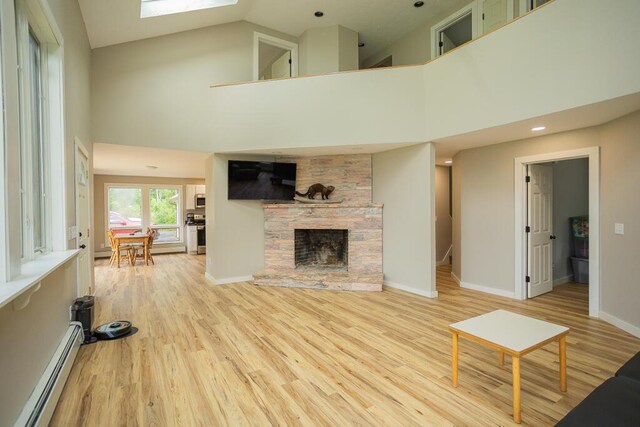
[253,203,383,291]
[253,154,383,291]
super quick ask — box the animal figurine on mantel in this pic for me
[295,183,335,200]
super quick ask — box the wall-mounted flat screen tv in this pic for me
[228,161,297,200]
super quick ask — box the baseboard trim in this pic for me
[383,281,438,298]
[599,311,640,339]
[450,272,461,285]
[460,281,516,299]
[205,273,254,286]
[553,275,574,286]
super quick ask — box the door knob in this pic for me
[80,244,86,249]
[550,235,557,240]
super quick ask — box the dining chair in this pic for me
[146,228,157,265]
[133,228,157,265]
[107,229,136,267]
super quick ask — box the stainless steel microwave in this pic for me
[195,194,206,208]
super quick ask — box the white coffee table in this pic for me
[449,310,569,424]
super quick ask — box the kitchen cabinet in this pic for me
[186,225,198,254]
[185,185,206,210]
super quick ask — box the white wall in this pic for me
[361,19,432,69]
[91,21,297,152]
[338,25,359,72]
[435,166,452,263]
[211,64,427,153]
[206,154,273,283]
[209,0,640,155]
[362,0,524,69]
[453,109,640,332]
[0,0,91,424]
[299,26,337,75]
[0,261,78,426]
[422,0,640,142]
[298,25,359,75]
[373,143,436,297]
[551,159,589,282]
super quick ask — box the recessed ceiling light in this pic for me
[531,126,546,132]
[314,11,324,17]
[445,160,453,164]
[414,1,425,8]
[358,42,365,48]
[146,165,158,169]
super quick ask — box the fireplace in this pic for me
[295,229,348,270]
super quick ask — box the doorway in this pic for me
[253,32,298,81]
[515,147,600,317]
[431,6,475,58]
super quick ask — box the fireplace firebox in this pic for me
[295,229,348,269]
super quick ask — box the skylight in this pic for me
[140,0,238,19]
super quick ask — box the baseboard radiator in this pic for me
[14,322,83,427]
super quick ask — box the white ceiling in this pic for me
[434,93,640,164]
[93,143,210,178]
[79,0,469,60]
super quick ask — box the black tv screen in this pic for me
[228,161,297,200]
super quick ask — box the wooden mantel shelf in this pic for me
[262,202,383,209]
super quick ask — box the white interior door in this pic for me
[482,0,508,34]
[271,50,291,79]
[440,32,457,55]
[527,164,554,298]
[75,142,93,296]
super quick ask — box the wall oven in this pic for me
[195,194,206,209]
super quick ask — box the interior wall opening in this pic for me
[525,158,589,313]
[515,147,600,318]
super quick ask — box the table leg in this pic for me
[452,332,459,387]
[512,355,521,424]
[116,242,121,268]
[499,351,505,366]
[559,336,567,392]
[145,242,149,265]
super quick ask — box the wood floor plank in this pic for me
[50,255,640,426]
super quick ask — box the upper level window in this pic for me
[140,0,238,19]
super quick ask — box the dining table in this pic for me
[112,231,151,267]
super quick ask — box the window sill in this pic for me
[0,249,79,311]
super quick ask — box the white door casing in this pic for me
[527,164,554,298]
[482,0,508,34]
[253,32,298,81]
[75,139,93,296]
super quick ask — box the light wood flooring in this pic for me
[51,255,640,426]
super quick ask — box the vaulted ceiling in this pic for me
[79,0,469,60]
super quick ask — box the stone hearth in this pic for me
[254,203,383,291]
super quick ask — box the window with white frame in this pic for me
[1,0,66,280]
[106,184,182,244]
[16,0,59,259]
[22,30,47,254]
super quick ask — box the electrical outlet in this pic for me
[615,223,624,235]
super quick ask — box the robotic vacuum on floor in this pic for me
[94,320,133,340]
